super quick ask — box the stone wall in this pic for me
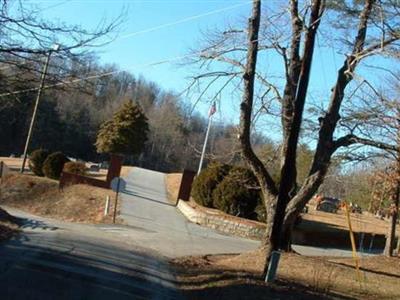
[177,200,265,240]
[177,199,388,250]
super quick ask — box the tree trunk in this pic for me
[270,0,323,253]
[260,192,277,276]
[280,221,294,252]
[384,179,399,256]
[237,0,280,276]
[397,235,400,257]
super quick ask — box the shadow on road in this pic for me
[0,226,357,300]
[122,189,177,207]
[0,233,181,300]
[0,230,357,300]
[17,217,59,231]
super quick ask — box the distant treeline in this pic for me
[0,54,266,172]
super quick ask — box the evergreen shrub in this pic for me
[191,162,232,207]
[42,152,70,180]
[29,149,49,176]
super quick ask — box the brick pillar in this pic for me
[177,169,196,201]
[106,154,123,186]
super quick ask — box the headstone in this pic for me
[89,164,100,172]
[318,201,337,213]
[0,161,9,178]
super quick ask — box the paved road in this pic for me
[0,168,259,299]
[0,209,182,299]
[120,167,259,257]
[0,167,378,299]
[120,168,380,258]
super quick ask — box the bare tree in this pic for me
[188,0,400,275]
[0,0,121,96]
[340,74,400,256]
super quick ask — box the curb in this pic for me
[177,200,265,240]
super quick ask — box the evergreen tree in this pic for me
[95,101,149,156]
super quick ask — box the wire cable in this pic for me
[117,1,251,41]
[0,49,220,97]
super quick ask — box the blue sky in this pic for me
[23,0,385,131]
[24,0,254,120]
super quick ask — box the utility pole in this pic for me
[197,102,216,175]
[20,44,60,173]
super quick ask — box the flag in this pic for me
[208,102,216,117]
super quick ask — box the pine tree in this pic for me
[95,101,149,155]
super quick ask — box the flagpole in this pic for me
[197,115,213,175]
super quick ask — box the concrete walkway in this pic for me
[120,167,259,257]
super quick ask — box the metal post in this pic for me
[344,202,362,282]
[197,116,212,175]
[265,251,281,283]
[113,178,121,224]
[20,45,59,173]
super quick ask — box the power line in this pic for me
[0,1,251,96]
[0,49,216,97]
[26,1,249,3]
[117,1,252,41]
[0,2,250,72]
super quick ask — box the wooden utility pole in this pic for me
[20,45,59,173]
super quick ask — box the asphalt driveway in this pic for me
[120,167,259,257]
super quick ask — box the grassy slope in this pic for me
[165,173,398,237]
[165,173,182,204]
[171,250,400,300]
[166,173,400,299]
[0,174,117,223]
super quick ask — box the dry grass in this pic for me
[0,157,26,169]
[302,209,398,236]
[0,174,119,224]
[171,250,400,300]
[1,157,133,181]
[166,173,400,298]
[165,173,182,204]
[164,173,397,238]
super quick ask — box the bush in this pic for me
[63,161,87,176]
[95,101,148,155]
[29,149,49,176]
[191,162,232,207]
[42,152,70,180]
[212,166,262,220]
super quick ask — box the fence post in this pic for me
[104,195,110,216]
